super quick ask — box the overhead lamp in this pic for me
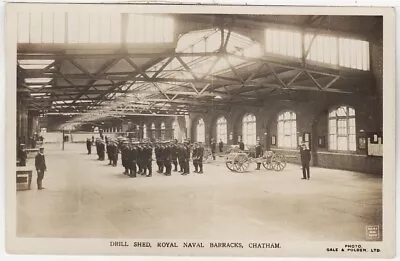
[214,95,222,99]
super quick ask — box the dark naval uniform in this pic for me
[86,139,92,154]
[182,143,191,175]
[171,143,178,171]
[255,143,263,170]
[144,144,153,177]
[197,145,204,173]
[35,151,47,190]
[128,144,138,178]
[98,141,105,160]
[192,146,199,172]
[300,146,311,180]
[178,144,185,172]
[155,144,164,173]
[121,143,129,174]
[164,144,172,176]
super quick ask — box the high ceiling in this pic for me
[16,13,381,128]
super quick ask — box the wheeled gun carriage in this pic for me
[225,147,288,172]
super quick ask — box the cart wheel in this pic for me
[262,160,274,170]
[226,160,236,171]
[273,161,284,171]
[234,160,249,172]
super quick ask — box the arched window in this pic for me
[277,111,297,148]
[242,114,256,146]
[142,124,147,139]
[151,123,155,139]
[329,106,356,151]
[173,120,179,140]
[216,117,227,144]
[196,118,205,143]
[161,122,166,140]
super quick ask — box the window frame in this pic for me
[277,110,297,149]
[328,105,357,152]
[216,116,228,144]
[242,113,257,147]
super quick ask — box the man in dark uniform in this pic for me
[155,142,164,174]
[18,144,27,166]
[164,142,172,176]
[219,139,224,153]
[95,139,100,159]
[192,142,199,173]
[182,140,191,175]
[197,142,204,174]
[238,139,245,151]
[137,143,144,175]
[112,141,119,167]
[255,141,263,170]
[129,141,138,178]
[210,138,216,160]
[178,143,185,173]
[106,140,112,165]
[300,143,311,180]
[35,147,47,190]
[171,139,178,172]
[144,142,153,177]
[121,141,129,174]
[86,138,92,154]
[98,140,105,161]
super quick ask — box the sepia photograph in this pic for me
[5,3,396,258]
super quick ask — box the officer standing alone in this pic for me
[35,147,47,190]
[300,143,311,180]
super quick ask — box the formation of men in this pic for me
[155,139,194,176]
[120,140,153,178]
[89,136,204,177]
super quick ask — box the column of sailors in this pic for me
[88,137,205,177]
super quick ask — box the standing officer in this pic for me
[137,143,144,175]
[219,139,224,153]
[121,140,129,174]
[255,141,263,170]
[106,140,112,165]
[35,147,47,190]
[197,142,204,174]
[210,138,217,160]
[300,143,311,180]
[178,143,185,173]
[95,138,101,159]
[129,141,138,178]
[112,141,119,167]
[238,138,245,151]
[86,138,92,154]
[182,140,191,175]
[164,141,172,176]
[99,140,106,161]
[192,142,199,173]
[155,141,164,174]
[171,139,178,172]
[144,141,153,177]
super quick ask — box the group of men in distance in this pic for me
[86,136,205,178]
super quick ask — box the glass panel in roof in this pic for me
[25,78,52,84]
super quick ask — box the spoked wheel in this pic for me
[226,160,236,171]
[273,154,287,171]
[233,154,250,172]
[234,160,249,172]
[262,159,274,170]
